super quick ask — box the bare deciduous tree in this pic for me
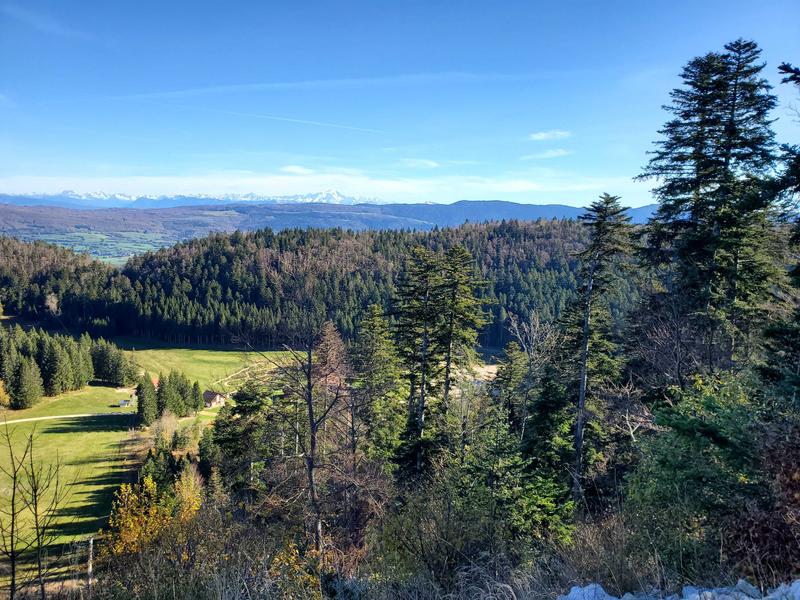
[22,435,72,600]
[0,423,32,600]
[630,275,701,391]
[508,311,562,440]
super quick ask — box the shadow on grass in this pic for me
[52,466,136,539]
[114,335,254,352]
[41,414,136,435]
[38,414,141,540]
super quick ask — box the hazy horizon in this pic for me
[1,1,798,208]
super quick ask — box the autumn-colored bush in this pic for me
[104,476,170,556]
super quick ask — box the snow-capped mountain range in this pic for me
[0,189,380,209]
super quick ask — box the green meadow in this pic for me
[118,337,287,391]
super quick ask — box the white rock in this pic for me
[558,583,619,600]
[683,586,701,599]
[734,580,761,599]
[560,579,800,600]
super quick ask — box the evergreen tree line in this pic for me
[135,370,203,426]
[1,220,624,349]
[0,325,135,409]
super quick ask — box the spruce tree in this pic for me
[639,39,779,367]
[0,379,10,408]
[155,372,168,416]
[572,193,632,505]
[352,304,404,463]
[778,62,800,239]
[191,381,203,412]
[494,342,528,432]
[136,373,158,426]
[438,245,487,411]
[462,399,573,555]
[11,357,44,409]
[67,342,84,390]
[79,333,95,383]
[40,340,72,396]
[394,246,446,475]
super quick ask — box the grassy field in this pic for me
[0,341,281,547]
[3,384,134,422]
[0,414,144,545]
[0,384,143,543]
[117,337,287,391]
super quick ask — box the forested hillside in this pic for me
[0,199,657,262]
[0,325,135,409]
[0,219,638,348]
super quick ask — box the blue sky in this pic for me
[0,1,798,206]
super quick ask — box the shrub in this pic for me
[625,376,769,581]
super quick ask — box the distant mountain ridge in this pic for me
[0,190,378,209]
[0,190,656,216]
[0,198,657,262]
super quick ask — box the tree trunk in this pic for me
[416,329,428,474]
[572,269,594,509]
[442,286,457,412]
[303,345,323,553]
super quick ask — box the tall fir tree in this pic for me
[191,381,203,412]
[437,245,488,412]
[136,373,158,426]
[11,357,44,409]
[394,246,447,476]
[638,39,779,367]
[572,193,632,506]
[155,372,169,416]
[351,304,405,464]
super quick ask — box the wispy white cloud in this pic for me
[49,72,545,103]
[280,165,315,175]
[167,105,383,134]
[528,129,571,141]
[1,4,92,40]
[520,149,573,160]
[399,158,440,169]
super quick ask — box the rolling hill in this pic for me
[0,198,656,262]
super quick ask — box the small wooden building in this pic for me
[203,390,227,408]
